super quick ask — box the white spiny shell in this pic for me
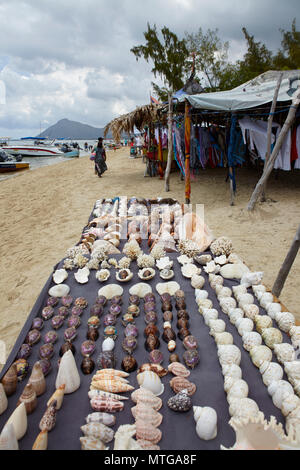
[209,319,226,335]
[228,308,244,325]
[243,304,260,320]
[229,398,260,419]
[222,364,242,380]
[0,423,18,450]
[219,297,236,314]
[156,257,173,270]
[289,326,300,341]
[250,345,272,368]
[261,328,283,349]
[273,343,296,364]
[227,380,249,403]
[238,293,254,308]
[193,406,218,441]
[214,332,233,345]
[224,376,239,393]
[197,300,213,313]
[242,332,262,351]
[252,284,266,297]
[218,345,241,366]
[259,293,274,309]
[284,362,300,381]
[74,267,90,284]
[177,255,193,265]
[259,362,283,386]
[236,318,254,336]
[240,272,264,287]
[48,284,70,298]
[195,290,209,301]
[129,283,152,298]
[276,312,295,333]
[56,350,80,394]
[220,263,250,280]
[203,310,218,325]
[267,303,282,319]
[191,274,205,289]
[156,282,180,296]
[53,269,68,285]
[98,284,123,300]
[281,394,300,417]
[216,286,232,298]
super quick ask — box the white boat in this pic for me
[2,137,65,157]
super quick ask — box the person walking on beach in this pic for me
[94,137,107,178]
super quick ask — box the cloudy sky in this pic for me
[0,0,298,137]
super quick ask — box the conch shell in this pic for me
[56,350,80,394]
[5,402,27,440]
[0,423,18,450]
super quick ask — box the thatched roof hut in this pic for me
[104,103,162,142]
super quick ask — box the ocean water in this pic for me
[0,139,112,181]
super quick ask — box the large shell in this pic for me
[229,398,261,419]
[131,404,163,427]
[98,284,123,300]
[5,402,27,440]
[261,328,283,349]
[137,371,164,396]
[156,282,180,296]
[129,283,152,298]
[53,269,68,285]
[55,350,80,394]
[0,384,8,416]
[220,263,249,280]
[131,387,162,411]
[138,268,156,281]
[193,406,218,441]
[136,422,162,444]
[169,377,196,396]
[0,423,18,450]
[81,423,114,443]
[250,345,273,368]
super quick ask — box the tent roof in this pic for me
[176,70,300,112]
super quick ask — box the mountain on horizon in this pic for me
[36,118,112,140]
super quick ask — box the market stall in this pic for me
[0,197,300,450]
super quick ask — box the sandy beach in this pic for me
[1,146,300,364]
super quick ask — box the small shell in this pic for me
[39,401,57,431]
[261,328,283,349]
[168,362,190,378]
[28,362,46,397]
[227,379,249,403]
[216,286,232,298]
[236,318,254,336]
[209,319,226,335]
[259,292,274,309]
[222,364,242,380]
[232,285,247,297]
[169,377,196,396]
[243,304,260,320]
[137,371,164,396]
[191,275,205,289]
[268,381,294,409]
[193,406,218,441]
[266,303,282,319]
[276,312,295,333]
[53,269,68,285]
[160,269,174,280]
[80,437,107,450]
[47,385,65,410]
[250,345,273,368]
[281,394,300,417]
[48,284,70,298]
[81,423,114,443]
[32,430,48,450]
[273,343,296,364]
[237,293,254,308]
[138,268,155,281]
[219,297,236,314]
[136,422,162,444]
[131,404,163,427]
[242,332,262,352]
[229,398,261,419]
[214,332,233,345]
[203,309,218,325]
[254,315,273,334]
[17,383,37,414]
[218,345,241,366]
[167,390,192,412]
[1,364,18,397]
[131,387,162,411]
[85,412,116,426]
[90,397,124,413]
[0,384,8,416]
[91,379,133,394]
[259,361,284,387]
[102,337,115,352]
[228,308,244,325]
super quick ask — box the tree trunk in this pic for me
[184,101,191,204]
[261,73,283,202]
[272,224,300,298]
[247,88,300,211]
[165,91,173,192]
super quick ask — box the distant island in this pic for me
[36,118,113,140]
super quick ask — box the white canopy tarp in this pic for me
[177,70,300,111]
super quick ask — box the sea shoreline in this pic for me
[1,147,300,365]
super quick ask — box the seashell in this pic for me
[215,255,227,265]
[191,274,205,290]
[64,327,77,342]
[178,328,191,341]
[131,387,162,410]
[28,362,46,397]
[137,371,164,396]
[169,353,180,363]
[121,355,138,373]
[197,300,214,313]
[129,283,152,299]
[39,401,57,432]
[91,379,134,394]
[75,297,88,309]
[48,284,70,298]
[0,383,8,416]
[81,423,114,443]
[102,337,115,352]
[132,404,163,427]
[183,335,198,350]
[181,263,200,278]
[236,317,254,336]
[136,422,162,444]
[25,329,41,346]
[183,350,200,369]
[145,334,160,352]
[227,380,249,403]
[0,423,19,450]
[175,298,186,311]
[46,296,59,307]
[204,261,219,274]
[14,359,29,382]
[156,281,180,296]
[32,430,48,450]
[284,361,300,381]
[269,381,294,409]
[168,362,190,377]
[219,297,236,314]
[67,315,81,329]
[127,305,140,317]
[71,305,83,316]
[56,350,80,394]
[266,302,282,319]
[96,269,110,283]
[163,311,173,323]
[281,394,300,417]
[177,318,189,330]
[156,257,173,270]
[138,268,155,281]
[59,341,76,357]
[195,254,212,265]
[61,295,73,308]
[88,316,101,329]
[243,304,260,320]
[220,263,249,280]
[103,313,117,327]
[5,402,27,440]
[214,332,234,345]
[98,284,123,300]
[80,437,107,450]
[195,290,209,302]
[216,286,232,298]
[289,326,300,341]
[129,295,140,306]
[144,301,156,313]
[232,285,247,297]
[259,292,274,309]
[90,396,124,413]
[224,376,239,393]
[193,406,217,441]
[252,284,266,297]
[177,254,193,265]
[41,306,54,321]
[254,315,273,334]
[261,328,283,349]
[203,309,218,325]
[122,336,138,354]
[1,364,18,397]
[229,398,261,419]
[32,317,44,331]
[167,389,192,412]
[39,343,54,360]
[116,269,133,282]
[160,269,174,280]
[144,293,156,303]
[276,312,295,333]
[122,314,135,327]
[250,345,273,368]
[17,383,37,414]
[168,340,176,352]
[170,376,196,395]
[177,309,189,320]
[86,412,116,426]
[259,361,284,387]
[51,315,65,330]
[137,363,168,378]
[209,319,226,336]
[37,359,52,377]
[47,384,65,410]
[81,340,96,357]
[97,351,116,370]
[218,345,241,366]
[222,364,242,379]
[53,268,68,284]
[242,332,262,351]
[228,308,244,325]
[240,271,264,287]
[237,293,254,308]
[149,350,164,365]
[17,343,32,360]
[90,304,104,317]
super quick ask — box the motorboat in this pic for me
[0,148,30,172]
[2,137,65,157]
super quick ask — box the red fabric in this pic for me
[291,127,299,163]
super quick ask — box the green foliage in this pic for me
[131,23,189,96]
[273,18,300,69]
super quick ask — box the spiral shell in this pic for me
[266,302,282,319]
[243,304,260,320]
[219,297,236,314]
[250,345,272,368]
[167,362,190,378]
[131,404,163,427]
[169,377,196,396]
[276,312,295,333]
[259,361,284,387]
[136,422,162,444]
[273,343,296,364]
[228,308,244,325]
[17,383,37,414]
[229,398,261,419]
[91,379,134,393]
[261,328,283,349]
[259,292,274,309]
[227,379,249,403]
[209,319,226,335]
[81,423,114,443]
[214,332,233,345]
[218,345,241,366]
[236,318,254,336]
[242,331,262,351]
[254,315,273,334]
[222,364,242,380]
[131,388,162,411]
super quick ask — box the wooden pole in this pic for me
[272,224,300,298]
[184,101,191,204]
[261,73,284,202]
[165,91,173,192]
[158,125,164,179]
[247,88,300,211]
